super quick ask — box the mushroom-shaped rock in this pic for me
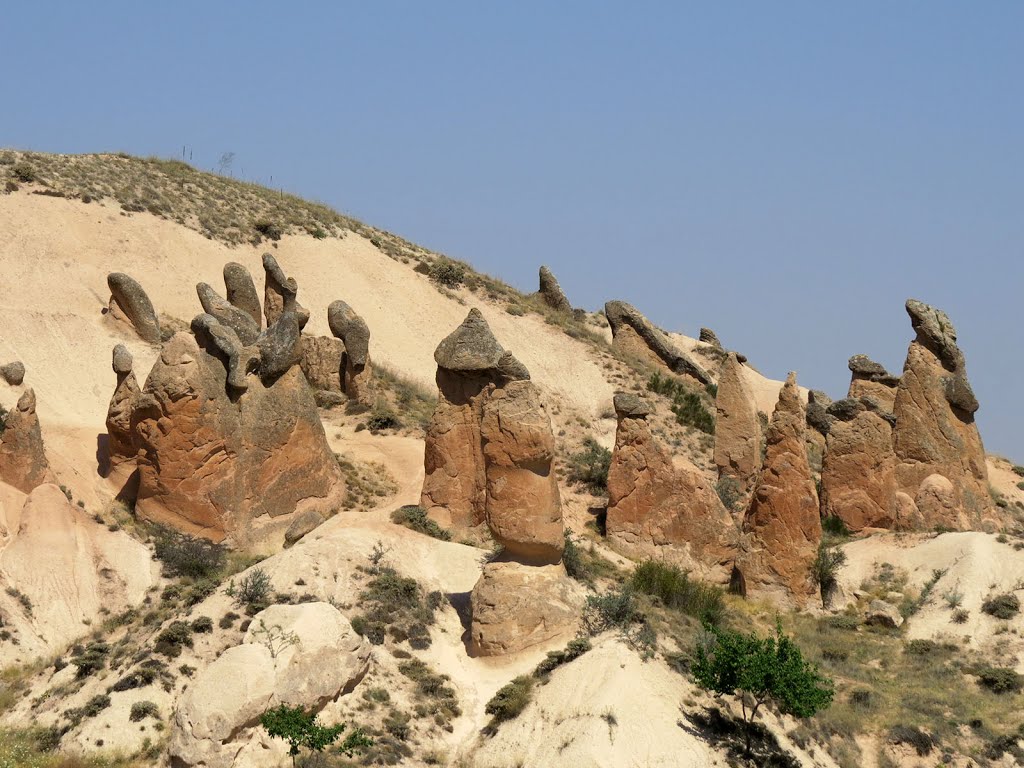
[197,282,260,345]
[434,307,505,372]
[327,300,374,404]
[536,265,572,313]
[223,261,263,329]
[892,299,991,529]
[607,391,738,582]
[105,344,141,473]
[713,353,763,504]
[262,252,309,329]
[0,389,51,493]
[107,272,161,343]
[738,373,821,603]
[191,313,259,392]
[0,361,25,386]
[847,354,900,410]
[257,310,303,382]
[604,300,711,385]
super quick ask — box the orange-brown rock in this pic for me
[714,353,763,504]
[480,380,563,564]
[607,394,738,582]
[469,562,580,656]
[0,389,51,493]
[892,300,991,528]
[104,344,141,475]
[819,398,897,531]
[132,332,343,548]
[299,335,344,394]
[847,354,899,410]
[739,373,821,602]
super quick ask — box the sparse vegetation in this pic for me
[714,476,743,511]
[648,372,715,434]
[581,586,656,654]
[390,505,451,541]
[485,676,534,729]
[428,259,466,288]
[350,562,442,650]
[567,437,612,495]
[630,560,725,626]
[811,543,848,608]
[981,592,1020,620]
[226,568,272,614]
[336,452,399,511]
[975,666,1023,694]
[129,700,160,722]
[261,704,371,767]
[152,527,226,580]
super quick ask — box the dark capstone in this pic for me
[604,300,711,385]
[613,393,652,419]
[434,308,505,372]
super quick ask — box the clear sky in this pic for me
[2,2,1022,457]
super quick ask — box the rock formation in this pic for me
[891,299,991,528]
[713,353,763,504]
[169,602,369,768]
[104,344,141,475]
[223,261,262,329]
[847,354,899,410]
[196,282,260,345]
[0,389,51,493]
[327,299,373,405]
[106,272,161,343]
[738,373,821,602]
[131,328,344,547]
[299,334,344,394]
[421,309,576,655]
[805,389,833,436]
[0,361,25,386]
[536,265,572,313]
[607,394,738,582]
[262,252,309,329]
[699,327,722,347]
[819,397,897,531]
[604,300,711,385]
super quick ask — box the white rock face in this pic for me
[169,601,370,768]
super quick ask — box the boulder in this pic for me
[0,361,25,386]
[865,599,904,629]
[262,253,309,329]
[847,354,899,411]
[603,300,711,385]
[169,602,370,768]
[536,265,572,313]
[469,562,580,656]
[132,332,344,547]
[819,398,897,531]
[257,310,303,382]
[299,335,344,393]
[805,389,834,436]
[698,327,722,347]
[892,299,991,528]
[197,282,260,345]
[713,353,763,503]
[480,380,563,564]
[190,313,259,392]
[107,272,161,343]
[223,261,263,329]
[0,389,51,493]
[105,344,141,473]
[607,393,738,582]
[738,373,821,602]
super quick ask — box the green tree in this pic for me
[260,704,371,767]
[810,542,848,608]
[692,621,834,754]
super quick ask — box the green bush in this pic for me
[485,676,534,726]
[648,372,715,434]
[715,476,743,511]
[581,586,656,653]
[253,219,282,241]
[567,437,612,495]
[351,567,441,650]
[821,515,852,539]
[534,637,591,677]
[129,700,160,722]
[154,621,194,658]
[889,724,933,756]
[981,593,1020,620]
[810,543,847,608]
[152,528,225,579]
[191,616,214,634]
[11,163,35,183]
[693,621,834,754]
[261,704,371,764]
[389,506,451,541]
[428,260,465,288]
[976,666,1023,694]
[71,642,110,679]
[630,560,725,626]
[228,568,272,613]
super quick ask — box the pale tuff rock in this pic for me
[714,353,763,502]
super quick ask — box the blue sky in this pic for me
[2,2,1022,457]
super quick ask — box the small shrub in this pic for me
[428,259,465,288]
[261,704,372,762]
[485,676,534,726]
[889,724,933,756]
[253,219,282,241]
[952,608,970,624]
[152,528,225,579]
[154,621,194,658]
[648,372,715,434]
[390,506,451,541]
[219,611,240,629]
[811,543,847,608]
[11,163,36,183]
[191,616,214,634]
[1013,465,1024,477]
[976,666,1023,694]
[561,531,590,584]
[630,560,725,626]
[129,700,160,722]
[821,515,852,539]
[5,587,32,616]
[567,437,612,495]
[715,476,742,511]
[534,637,591,677]
[981,593,1020,620]
[942,587,964,609]
[71,642,110,679]
[228,568,272,613]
